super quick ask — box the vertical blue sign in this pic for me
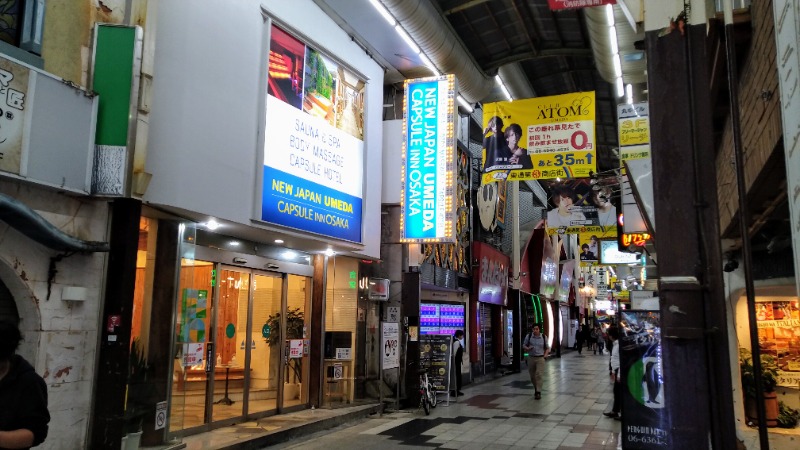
[403,80,439,240]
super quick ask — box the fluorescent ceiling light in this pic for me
[625,84,633,104]
[274,239,284,244]
[457,95,473,113]
[495,75,512,101]
[229,241,240,247]
[609,27,619,55]
[615,77,624,97]
[324,248,336,257]
[606,4,615,24]
[613,55,622,78]
[369,0,396,26]
[395,25,419,54]
[418,53,439,75]
[205,219,219,231]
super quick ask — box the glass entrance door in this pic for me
[209,268,250,422]
[170,263,312,431]
[247,273,283,415]
[281,274,311,409]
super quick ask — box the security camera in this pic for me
[723,257,739,273]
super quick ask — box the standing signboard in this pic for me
[382,322,399,370]
[619,310,669,448]
[419,334,452,393]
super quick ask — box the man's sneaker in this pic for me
[534,392,541,400]
[603,411,619,418]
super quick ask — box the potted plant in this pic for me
[123,338,151,449]
[739,347,779,427]
[265,308,305,398]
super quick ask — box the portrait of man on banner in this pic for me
[545,179,618,235]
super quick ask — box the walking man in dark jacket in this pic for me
[0,321,50,449]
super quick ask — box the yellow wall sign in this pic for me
[617,102,650,162]
[481,91,596,183]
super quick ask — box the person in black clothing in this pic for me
[575,324,586,355]
[450,330,465,396]
[482,116,512,171]
[0,321,50,449]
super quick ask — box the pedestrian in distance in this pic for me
[576,324,586,355]
[0,320,50,449]
[596,325,606,355]
[450,330,465,397]
[603,326,622,420]
[522,324,550,400]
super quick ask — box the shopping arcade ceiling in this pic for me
[315,0,624,173]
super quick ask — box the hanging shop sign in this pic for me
[261,24,364,243]
[472,242,509,306]
[367,277,390,301]
[544,179,617,236]
[621,232,651,250]
[618,103,650,161]
[619,102,655,235]
[400,74,458,243]
[548,0,617,11]
[481,91,596,183]
[557,260,575,303]
[619,310,669,449]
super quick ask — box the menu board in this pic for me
[420,303,465,336]
[419,334,453,392]
[756,297,800,387]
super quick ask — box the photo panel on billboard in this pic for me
[481,91,596,184]
[261,24,365,243]
[544,178,618,236]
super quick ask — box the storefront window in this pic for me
[128,217,185,442]
[323,256,358,407]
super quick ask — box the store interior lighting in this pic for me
[204,219,220,230]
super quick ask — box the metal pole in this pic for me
[723,0,768,447]
[379,303,384,416]
[511,181,520,289]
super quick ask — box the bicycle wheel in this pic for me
[429,388,437,408]
[421,391,430,415]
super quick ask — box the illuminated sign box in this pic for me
[400,74,457,243]
[260,25,364,243]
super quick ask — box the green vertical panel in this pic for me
[93,25,135,146]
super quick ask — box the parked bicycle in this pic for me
[418,368,437,415]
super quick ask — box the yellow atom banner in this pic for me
[481,91,596,184]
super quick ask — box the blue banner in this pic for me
[261,166,362,242]
[403,80,440,240]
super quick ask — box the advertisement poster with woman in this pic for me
[481,91,596,183]
[544,179,618,235]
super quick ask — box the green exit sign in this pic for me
[349,281,356,289]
